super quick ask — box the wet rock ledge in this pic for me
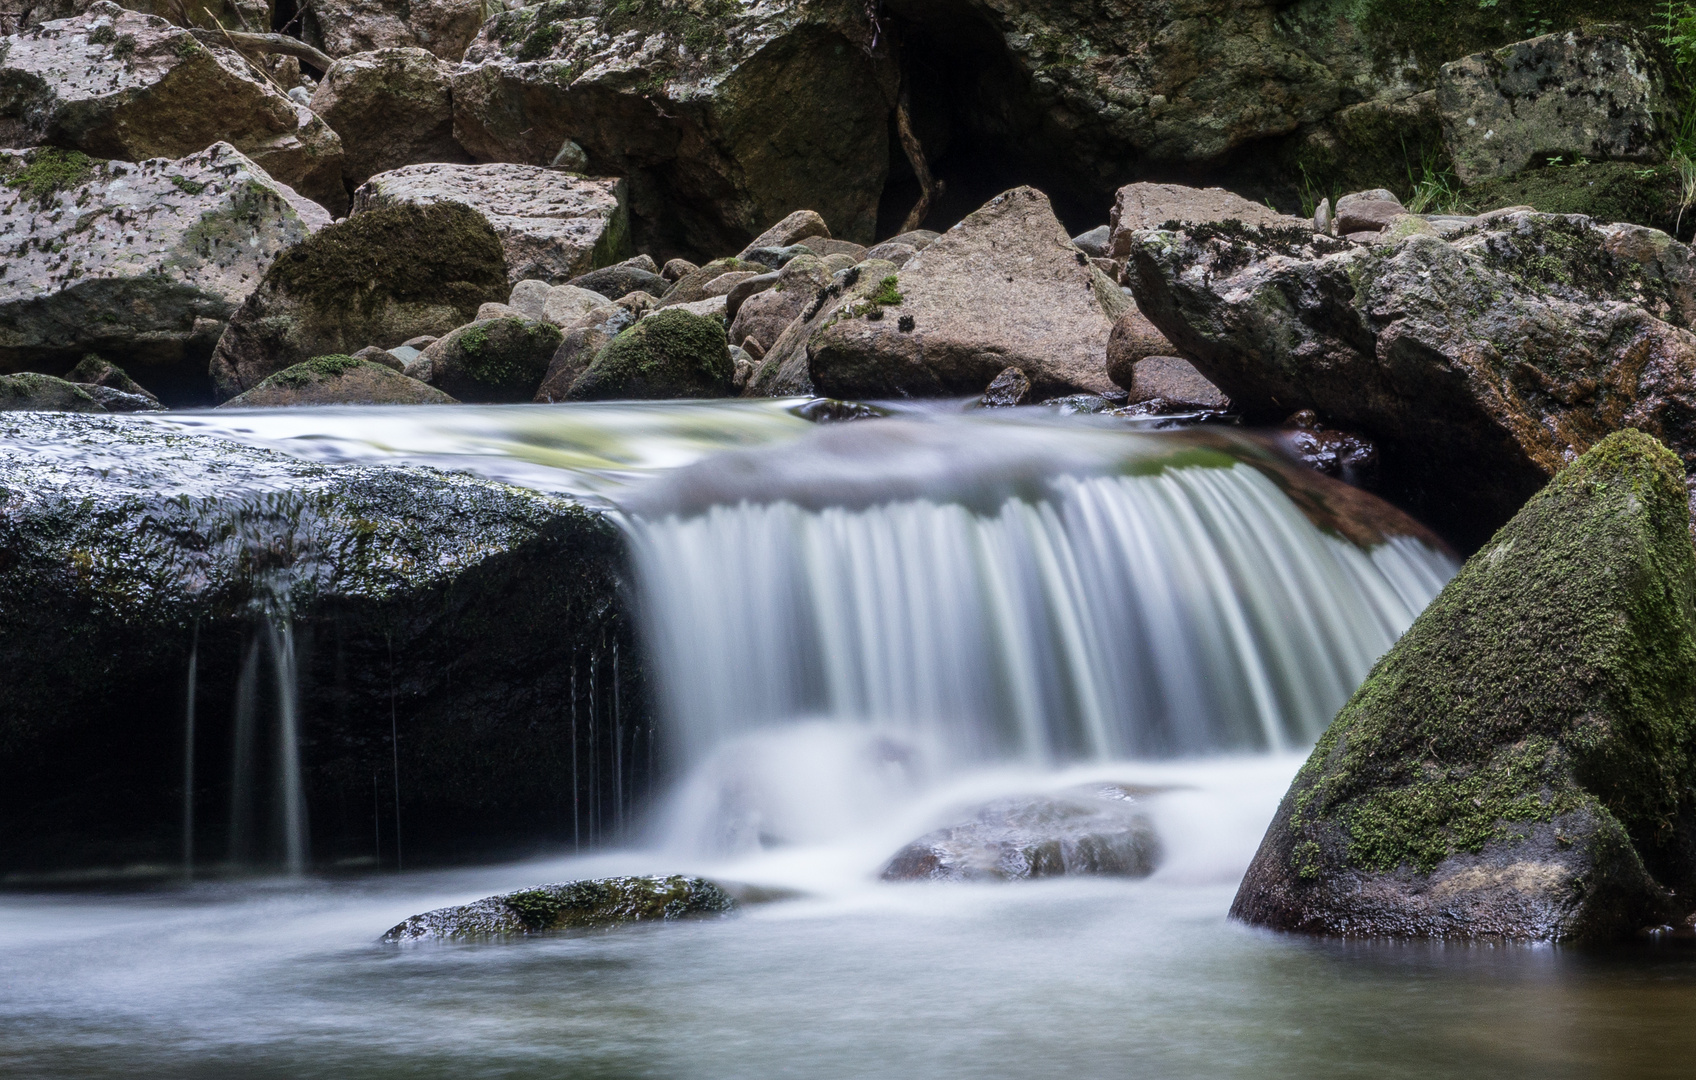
[385,876,735,941]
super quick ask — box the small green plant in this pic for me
[869,275,903,306]
[1676,154,1696,237]
[1403,142,1466,215]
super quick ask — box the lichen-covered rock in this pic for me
[0,4,346,210]
[352,163,628,285]
[219,354,456,406]
[0,370,103,411]
[383,875,736,941]
[1439,27,1670,185]
[1107,182,1305,258]
[1127,212,1696,547]
[209,202,509,400]
[1233,431,1696,942]
[450,0,889,257]
[0,411,638,872]
[882,789,1162,882]
[0,142,328,404]
[410,316,562,402]
[309,48,469,189]
[808,188,1121,400]
[727,253,830,352]
[305,0,487,62]
[568,307,732,400]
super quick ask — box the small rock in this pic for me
[660,258,765,307]
[477,302,519,320]
[800,238,868,262]
[739,245,814,271]
[702,271,762,299]
[351,345,406,371]
[863,241,918,267]
[979,366,1032,408]
[383,875,735,942]
[1334,189,1406,234]
[0,372,104,412]
[661,258,698,282]
[728,255,831,352]
[1279,410,1378,488]
[1105,308,1180,391]
[1072,225,1111,256]
[885,229,941,250]
[882,791,1162,882]
[724,271,779,322]
[220,355,456,407]
[65,355,160,405]
[567,308,733,401]
[532,303,632,403]
[738,209,830,259]
[1314,197,1334,236]
[416,317,562,403]
[569,257,669,302]
[1127,356,1229,411]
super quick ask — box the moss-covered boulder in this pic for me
[209,203,509,401]
[567,308,733,401]
[0,372,105,412]
[218,355,457,407]
[0,412,643,874]
[410,317,563,403]
[1233,430,1696,942]
[383,876,736,941]
[1465,161,1687,238]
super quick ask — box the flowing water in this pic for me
[5,402,1695,1078]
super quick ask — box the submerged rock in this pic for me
[383,875,736,942]
[0,142,328,403]
[219,355,456,407]
[882,788,1162,883]
[568,308,732,401]
[352,163,629,285]
[209,202,509,400]
[1127,211,1696,547]
[808,188,1122,400]
[0,411,636,873]
[1233,430,1696,942]
[0,4,345,210]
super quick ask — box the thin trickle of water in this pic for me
[227,612,311,874]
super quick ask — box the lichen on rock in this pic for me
[383,875,736,941]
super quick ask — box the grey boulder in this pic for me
[384,876,736,942]
[309,48,469,189]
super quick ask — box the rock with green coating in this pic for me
[1233,430,1696,942]
[383,875,736,942]
[568,308,733,401]
[219,355,457,407]
[0,372,105,412]
[410,317,563,402]
[209,202,509,401]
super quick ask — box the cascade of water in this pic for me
[266,615,308,875]
[226,611,311,874]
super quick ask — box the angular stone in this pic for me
[0,4,346,211]
[728,254,830,351]
[309,48,468,189]
[568,307,732,401]
[1234,431,1696,942]
[1105,308,1178,391]
[1439,28,1670,185]
[209,202,509,400]
[410,316,562,403]
[743,258,900,397]
[882,790,1162,883]
[1108,182,1305,258]
[569,256,667,302]
[352,163,628,285]
[384,876,735,942]
[738,209,830,257]
[808,188,1120,400]
[978,366,1031,408]
[659,258,765,308]
[1126,212,1696,547]
[1126,356,1228,411]
[532,301,633,403]
[450,1,889,257]
[0,142,328,403]
[1334,188,1406,234]
[307,0,487,62]
[219,354,456,406]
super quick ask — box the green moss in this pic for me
[1464,161,1684,238]
[87,23,115,45]
[517,20,566,61]
[1283,429,1696,878]
[3,148,98,206]
[869,274,902,306]
[171,34,203,59]
[168,175,207,197]
[501,876,733,932]
[111,33,136,61]
[265,203,509,321]
[1348,0,1657,82]
[457,319,562,389]
[264,354,365,389]
[572,307,732,399]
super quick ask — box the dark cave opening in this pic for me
[874,5,1112,241]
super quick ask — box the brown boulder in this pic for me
[220,355,456,406]
[1108,182,1306,258]
[1105,308,1179,390]
[309,48,468,188]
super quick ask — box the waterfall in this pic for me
[622,418,1455,852]
[227,610,311,875]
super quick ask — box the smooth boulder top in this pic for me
[807,186,1121,400]
[1107,182,1306,257]
[352,163,629,284]
[219,356,456,407]
[410,317,563,403]
[1233,430,1696,943]
[883,788,1163,882]
[567,307,733,401]
[384,876,735,941]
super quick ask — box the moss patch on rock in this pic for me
[1,147,98,206]
[1464,161,1685,237]
[421,317,563,403]
[568,308,733,400]
[383,875,736,941]
[0,372,105,412]
[1350,0,1658,81]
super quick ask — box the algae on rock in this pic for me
[383,875,736,941]
[1232,429,1696,942]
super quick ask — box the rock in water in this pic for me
[1233,430,1696,943]
[1126,212,1696,548]
[882,789,1162,882]
[352,163,629,285]
[384,876,736,942]
[978,366,1031,408]
[0,142,328,403]
[309,48,469,189]
[0,4,346,211]
[0,372,104,411]
[209,202,509,400]
[450,0,888,256]
[1439,28,1670,185]
[567,308,733,401]
[218,355,456,407]
[808,188,1122,400]
[0,412,633,873]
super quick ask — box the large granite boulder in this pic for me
[0,142,328,405]
[307,0,487,62]
[0,411,640,873]
[352,163,628,285]
[383,876,736,941]
[1233,431,1696,942]
[808,188,1122,400]
[309,47,469,189]
[568,307,732,401]
[0,4,346,210]
[209,202,509,400]
[1439,27,1671,185]
[1126,211,1696,548]
[449,0,889,258]
[219,354,456,406]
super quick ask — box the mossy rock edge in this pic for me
[383,875,736,941]
[1232,429,1696,942]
